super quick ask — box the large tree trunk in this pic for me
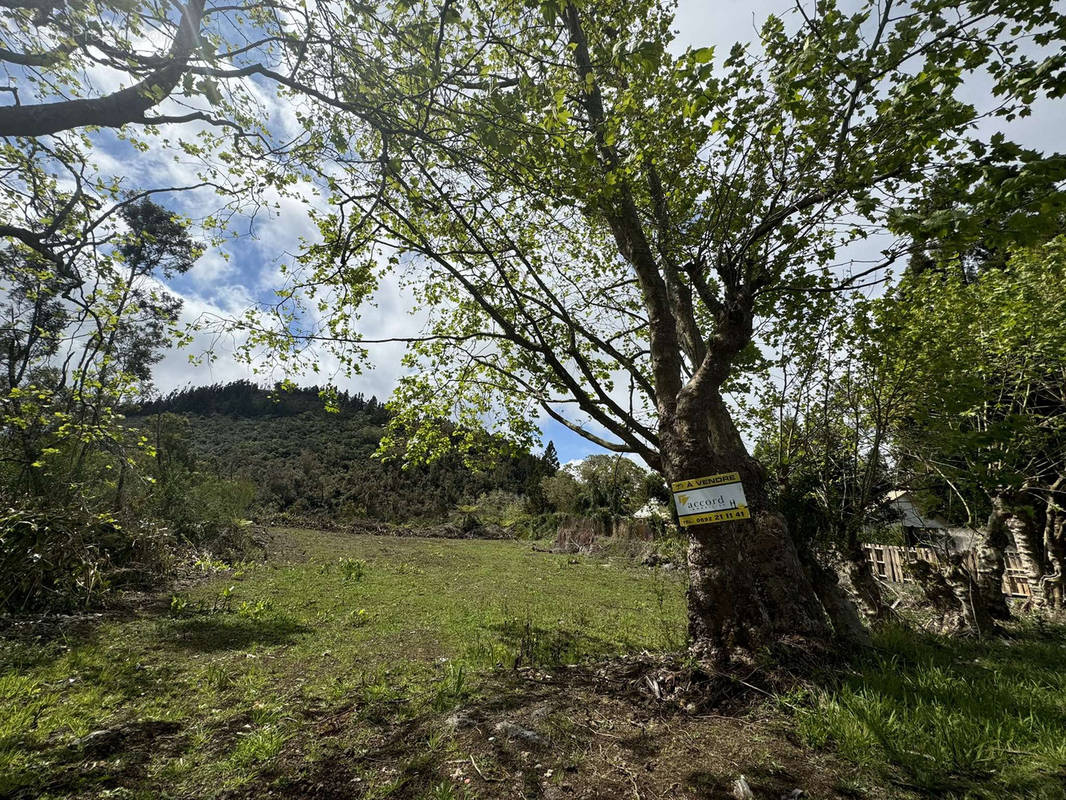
[907,559,965,631]
[944,553,999,634]
[907,513,1008,637]
[972,502,1012,622]
[798,546,870,648]
[565,1,831,664]
[668,392,831,663]
[922,504,1012,636]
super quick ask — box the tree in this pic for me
[541,454,658,517]
[578,455,650,516]
[542,441,560,474]
[0,199,200,495]
[0,0,368,320]
[542,468,584,516]
[752,304,906,623]
[0,251,69,393]
[0,0,374,608]
[243,0,1065,660]
[0,197,229,610]
[522,441,559,512]
[874,237,1066,613]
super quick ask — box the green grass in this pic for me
[5,528,1066,799]
[0,528,686,798]
[794,622,1066,799]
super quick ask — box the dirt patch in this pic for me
[231,657,889,800]
[18,719,188,799]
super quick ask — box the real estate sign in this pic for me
[671,472,750,527]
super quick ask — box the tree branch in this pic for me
[0,0,205,137]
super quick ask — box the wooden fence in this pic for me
[863,544,1031,598]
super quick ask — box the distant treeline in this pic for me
[129,381,557,525]
[137,380,388,420]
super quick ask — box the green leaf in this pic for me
[691,46,715,64]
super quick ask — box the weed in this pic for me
[205,663,233,692]
[229,727,285,768]
[430,662,469,712]
[194,556,232,574]
[500,614,582,668]
[169,594,190,616]
[653,574,685,651]
[212,584,236,613]
[348,607,370,626]
[338,557,367,583]
[236,599,272,619]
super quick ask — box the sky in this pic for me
[132,0,1065,466]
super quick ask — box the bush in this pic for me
[182,478,256,541]
[0,501,126,612]
[456,490,526,527]
[147,471,259,560]
[0,470,261,613]
[451,492,561,540]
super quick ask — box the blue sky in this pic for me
[133,0,1065,466]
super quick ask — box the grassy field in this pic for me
[0,528,687,799]
[1,528,1065,799]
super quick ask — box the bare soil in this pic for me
[241,658,888,800]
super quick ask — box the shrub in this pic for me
[151,474,260,562]
[339,557,367,583]
[0,471,260,613]
[0,501,120,612]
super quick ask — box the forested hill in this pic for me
[137,380,389,420]
[129,381,555,524]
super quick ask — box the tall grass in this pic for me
[793,622,1066,798]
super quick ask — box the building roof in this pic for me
[885,490,946,529]
[633,500,670,520]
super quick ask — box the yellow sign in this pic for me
[672,472,749,527]
[677,507,751,527]
[671,472,741,492]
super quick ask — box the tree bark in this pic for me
[907,559,964,631]
[921,504,1013,636]
[972,502,1012,622]
[668,391,831,662]
[908,513,1007,637]
[944,553,998,634]
[798,545,870,648]
[1007,509,1045,607]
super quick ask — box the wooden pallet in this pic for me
[862,543,1031,598]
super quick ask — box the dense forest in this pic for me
[130,381,559,525]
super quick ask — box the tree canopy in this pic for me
[234,0,1066,471]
